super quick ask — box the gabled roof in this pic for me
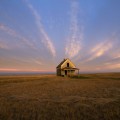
[56,59,67,68]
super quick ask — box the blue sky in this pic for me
[0,0,120,72]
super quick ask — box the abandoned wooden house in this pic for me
[56,58,79,76]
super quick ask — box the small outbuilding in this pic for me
[56,58,79,76]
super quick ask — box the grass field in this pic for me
[0,73,120,120]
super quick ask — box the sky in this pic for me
[0,0,120,73]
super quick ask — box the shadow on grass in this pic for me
[70,75,90,79]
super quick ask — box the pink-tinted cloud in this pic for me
[0,24,36,49]
[25,0,56,57]
[82,36,116,63]
[65,0,83,58]
[0,68,18,71]
[87,41,113,61]
[0,41,9,50]
[0,68,54,72]
[97,62,120,70]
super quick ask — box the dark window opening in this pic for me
[67,63,69,67]
[65,70,67,75]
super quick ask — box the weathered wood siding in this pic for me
[61,59,75,69]
[56,68,61,76]
[56,59,78,76]
[61,70,75,76]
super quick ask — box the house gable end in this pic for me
[61,59,76,69]
[56,59,67,68]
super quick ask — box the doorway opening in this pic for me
[65,70,67,75]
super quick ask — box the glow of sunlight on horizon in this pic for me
[0,0,120,73]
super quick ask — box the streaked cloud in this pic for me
[110,50,120,59]
[65,0,83,58]
[0,41,9,50]
[110,63,120,69]
[98,62,120,70]
[0,24,36,49]
[0,0,120,73]
[89,41,112,60]
[7,56,43,66]
[0,68,42,72]
[0,24,16,37]
[101,50,120,66]
[25,0,56,57]
[19,58,43,65]
[113,55,120,59]
[0,68,18,71]
[79,59,120,72]
[83,38,115,63]
[33,60,42,65]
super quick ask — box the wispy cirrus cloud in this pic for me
[88,41,112,61]
[98,62,120,70]
[18,58,43,65]
[65,0,83,58]
[113,54,120,59]
[79,58,120,72]
[0,24,36,49]
[0,24,16,37]
[0,68,18,71]
[102,50,120,65]
[110,48,120,59]
[0,41,9,50]
[25,0,56,57]
[83,37,116,63]
[108,63,120,69]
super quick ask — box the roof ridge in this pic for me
[56,58,67,68]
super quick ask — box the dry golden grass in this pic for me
[0,73,120,120]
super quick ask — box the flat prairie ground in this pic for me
[0,73,120,120]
